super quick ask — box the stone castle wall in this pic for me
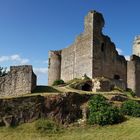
[127,55,140,96]
[61,34,93,82]
[93,34,127,83]
[48,11,127,85]
[48,51,61,85]
[92,11,127,83]
[0,65,36,97]
[133,36,140,57]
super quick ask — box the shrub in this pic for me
[113,86,124,92]
[35,119,61,133]
[121,100,140,117]
[126,88,136,97]
[83,74,91,80]
[88,95,124,126]
[53,79,65,86]
[0,66,7,77]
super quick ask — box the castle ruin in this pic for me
[48,10,140,97]
[0,65,36,97]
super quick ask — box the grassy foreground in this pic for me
[0,117,140,140]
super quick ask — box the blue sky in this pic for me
[0,0,140,85]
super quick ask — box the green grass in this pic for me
[0,117,140,140]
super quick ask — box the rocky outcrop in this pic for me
[43,92,91,124]
[0,92,129,127]
[0,93,92,127]
[0,96,44,127]
[110,94,128,102]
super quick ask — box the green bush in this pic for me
[88,95,124,126]
[121,100,140,117]
[35,119,61,133]
[53,79,65,86]
[126,88,136,97]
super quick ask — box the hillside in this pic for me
[0,117,140,140]
[0,79,140,140]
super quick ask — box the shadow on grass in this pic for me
[33,86,61,93]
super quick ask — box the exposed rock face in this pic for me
[43,93,91,124]
[0,93,92,127]
[92,77,126,92]
[0,96,44,127]
[110,94,128,102]
[0,92,131,127]
[0,65,36,97]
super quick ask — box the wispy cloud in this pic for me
[0,56,9,62]
[43,60,48,64]
[125,55,130,61]
[116,48,130,61]
[33,68,48,75]
[116,48,123,55]
[0,54,29,64]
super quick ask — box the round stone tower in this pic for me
[133,35,140,57]
[48,50,61,85]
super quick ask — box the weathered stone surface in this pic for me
[110,95,128,102]
[91,77,126,92]
[48,10,127,88]
[0,95,44,127]
[43,92,92,124]
[0,65,36,97]
[92,78,113,92]
[48,51,61,85]
[0,92,131,127]
[133,36,140,57]
[127,55,140,97]
[0,93,93,126]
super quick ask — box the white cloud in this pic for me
[20,59,29,64]
[125,55,130,61]
[43,60,48,64]
[0,54,29,64]
[33,68,48,75]
[0,56,9,62]
[116,48,123,55]
[11,54,21,61]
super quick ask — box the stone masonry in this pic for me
[48,10,140,97]
[0,65,36,97]
[48,10,127,86]
[127,55,140,97]
[133,36,140,57]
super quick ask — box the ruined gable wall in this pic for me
[92,12,127,83]
[93,35,127,83]
[61,12,93,82]
[61,34,92,82]
[74,34,92,78]
[0,65,36,97]
[127,55,140,97]
[61,45,75,81]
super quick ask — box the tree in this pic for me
[0,66,7,77]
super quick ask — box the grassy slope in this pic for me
[0,83,140,140]
[0,117,140,140]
